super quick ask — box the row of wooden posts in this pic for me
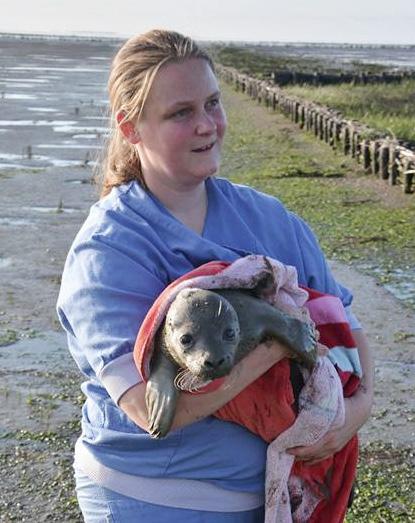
[269,70,415,87]
[217,65,415,194]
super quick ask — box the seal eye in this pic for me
[180,334,193,346]
[223,328,236,341]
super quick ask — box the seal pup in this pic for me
[146,287,318,438]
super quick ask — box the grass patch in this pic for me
[222,101,355,180]
[282,80,415,144]
[0,328,18,346]
[346,443,415,522]
[0,327,41,346]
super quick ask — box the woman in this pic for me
[57,29,373,522]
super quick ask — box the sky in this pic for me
[0,0,414,44]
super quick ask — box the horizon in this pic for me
[1,30,414,48]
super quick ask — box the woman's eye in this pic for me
[223,328,235,341]
[180,334,193,346]
[171,108,191,119]
[206,98,219,111]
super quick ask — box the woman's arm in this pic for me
[288,328,374,464]
[119,340,290,433]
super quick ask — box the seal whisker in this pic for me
[217,299,222,318]
[174,368,211,392]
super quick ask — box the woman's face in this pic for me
[135,58,227,188]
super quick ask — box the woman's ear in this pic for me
[116,111,140,144]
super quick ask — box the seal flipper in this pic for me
[262,310,318,369]
[146,350,179,438]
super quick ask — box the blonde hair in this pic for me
[98,29,214,198]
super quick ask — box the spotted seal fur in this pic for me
[146,287,317,438]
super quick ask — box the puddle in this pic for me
[4,78,49,83]
[0,120,77,127]
[53,125,108,133]
[2,83,36,89]
[72,133,99,139]
[0,258,12,269]
[22,205,81,214]
[0,153,26,160]
[33,57,75,63]
[0,217,36,226]
[1,93,37,100]
[0,155,95,169]
[27,107,59,113]
[0,331,80,433]
[7,66,106,72]
[64,179,91,185]
[82,116,109,120]
[0,163,33,169]
[36,75,62,80]
[48,159,97,167]
[358,262,415,307]
[37,143,101,149]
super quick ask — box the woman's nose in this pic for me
[195,111,217,135]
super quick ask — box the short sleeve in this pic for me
[57,231,166,404]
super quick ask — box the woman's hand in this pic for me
[287,388,373,465]
[288,328,374,466]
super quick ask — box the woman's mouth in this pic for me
[192,142,215,153]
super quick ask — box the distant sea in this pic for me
[227,42,415,70]
[1,32,415,70]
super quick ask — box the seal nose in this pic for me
[202,354,231,375]
[204,356,225,369]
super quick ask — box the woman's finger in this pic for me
[287,437,330,458]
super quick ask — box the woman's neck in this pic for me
[144,175,209,235]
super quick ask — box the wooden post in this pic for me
[402,157,414,194]
[371,141,380,175]
[351,129,358,158]
[328,119,335,147]
[343,126,351,155]
[313,111,319,136]
[361,140,371,170]
[294,102,300,124]
[306,107,311,131]
[379,142,390,180]
[388,145,399,185]
[334,122,341,149]
[320,115,325,142]
[299,105,305,129]
[271,91,277,110]
[322,115,328,143]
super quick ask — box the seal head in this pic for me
[163,288,241,380]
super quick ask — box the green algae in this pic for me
[346,443,415,522]
[1,421,82,522]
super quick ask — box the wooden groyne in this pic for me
[218,65,415,194]
[269,70,415,87]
